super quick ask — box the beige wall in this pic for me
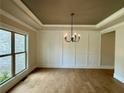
[0,15,37,93]
[101,31,115,67]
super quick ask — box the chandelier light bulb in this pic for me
[64,33,68,37]
[74,33,77,35]
[78,34,80,37]
[72,34,75,37]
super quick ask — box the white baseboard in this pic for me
[37,65,114,69]
[114,73,124,83]
[99,66,114,69]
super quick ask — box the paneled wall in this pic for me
[38,30,100,68]
[75,31,88,67]
[39,31,63,67]
[88,31,100,67]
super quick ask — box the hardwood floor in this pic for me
[8,69,124,93]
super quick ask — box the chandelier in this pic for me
[64,13,80,42]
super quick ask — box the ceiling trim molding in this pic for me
[96,7,124,28]
[0,22,29,34]
[13,0,43,27]
[0,9,37,32]
[100,28,115,35]
[100,21,124,34]
[42,24,97,31]
[43,24,96,28]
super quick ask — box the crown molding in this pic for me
[0,9,37,32]
[42,24,98,31]
[96,7,124,28]
[0,22,28,35]
[100,21,124,34]
[13,0,43,27]
[43,24,96,28]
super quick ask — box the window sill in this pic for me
[0,68,28,87]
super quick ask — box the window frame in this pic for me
[0,28,28,85]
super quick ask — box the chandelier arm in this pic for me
[65,39,72,42]
[75,36,80,42]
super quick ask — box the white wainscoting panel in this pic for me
[88,31,100,67]
[39,31,62,67]
[39,31,49,66]
[38,31,100,68]
[75,31,88,67]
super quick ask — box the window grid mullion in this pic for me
[15,51,26,55]
[0,54,12,57]
[25,35,27,69]
[11,32,15,77]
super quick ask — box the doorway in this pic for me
[101,31,115,70]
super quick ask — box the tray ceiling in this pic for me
[22,0,124,25]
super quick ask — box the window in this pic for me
[15,33,27,74]
[0,29,27,85]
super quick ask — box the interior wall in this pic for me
[114,24,124,83]
[0,15,37,93]
[101,22,124,83]
[37,29,100,68]
[101,31,115,67]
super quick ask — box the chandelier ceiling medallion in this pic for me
[64,13,80,42]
